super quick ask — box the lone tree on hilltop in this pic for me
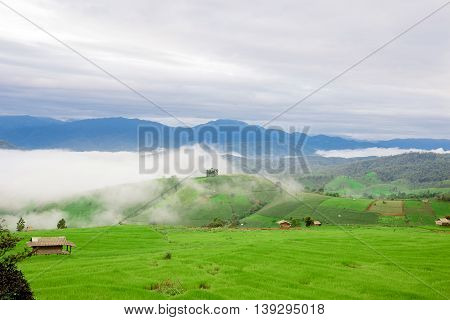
[0,219,34,300]
[57,218,67,229]
[16,217,25,232]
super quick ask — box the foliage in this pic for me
[204,218,227,228]
[16,217,25,232]
[303,216,313,227]
[288,217,302,227]
[0,219,33,300]
[57,218,67,229]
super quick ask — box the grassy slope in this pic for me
[18,225,450,300]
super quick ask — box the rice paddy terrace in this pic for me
[17,225,450,300]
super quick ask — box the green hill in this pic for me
[2,174,448,229]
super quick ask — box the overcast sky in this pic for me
[0,0,449,139]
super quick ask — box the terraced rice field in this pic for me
[17,225,450,300]
[368,200,404,216]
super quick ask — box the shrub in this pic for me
[163,252,172,260]
[149,279,184,296]
[199,281,210,290]
[204,218,227,228]
[289,217,302,227]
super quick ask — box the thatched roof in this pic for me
[27,236,76,247]
[277,220,291,225]
[435,218,450,225]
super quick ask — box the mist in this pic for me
[315,147,450,158]
[0,146,237,229]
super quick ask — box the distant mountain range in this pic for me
[0,115,449,155]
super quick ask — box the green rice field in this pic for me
[17,225,450,300]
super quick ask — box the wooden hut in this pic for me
[277,220,291,229]
[435,218,450,226]
[313,220,322,226]
[27,237,75,255]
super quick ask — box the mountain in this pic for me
[0,140,15,149]
[0,115,448,154]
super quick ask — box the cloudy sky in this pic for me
[0,0,449,139]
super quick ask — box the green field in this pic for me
[368,200,404,216]
[17,225,450,299]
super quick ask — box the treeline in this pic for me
[327,153,450,183]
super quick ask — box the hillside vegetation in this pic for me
[2,174,448,230]
[300,153,450,197]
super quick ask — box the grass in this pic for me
[17,225,450,300]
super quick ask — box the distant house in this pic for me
[313,220,322,226]
[277,220,291,229]
[27,237,76,255]
[206,168,219,177]
[25,226,33,232]
[435,218,450,226]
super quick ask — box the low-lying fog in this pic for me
[315,147,450,158]
[0,146,237,228]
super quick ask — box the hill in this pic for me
[300,153,450,197]
[1,115,449,153]
[3,174,448,229]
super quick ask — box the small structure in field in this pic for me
[435,218,450,226]
[277,220,291,229]
[25,226,33,232]
[27,236,76,255]
[206,168,218,177]
[313,220,322,226]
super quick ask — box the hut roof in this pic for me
[277,220,291,225]
[27,236,76,247]
[313,220,322,225]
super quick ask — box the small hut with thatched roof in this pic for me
[435,218,450,226]
[27,237,76,255]
[277,220,291,229]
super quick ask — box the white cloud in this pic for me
[0,0,449,138]
[315,147,450,158]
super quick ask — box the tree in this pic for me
[16,217,25,232]
[289,218,301,227]
[303,216,313,227]
[0,219,34,300]
[229,214,240,228]
[57,218,67,229]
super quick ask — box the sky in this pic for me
[0,0,449,139]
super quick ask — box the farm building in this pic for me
[27,236,76,255]
[435,218,450,226]
[277,220,291,229]
[313,220,322,226]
